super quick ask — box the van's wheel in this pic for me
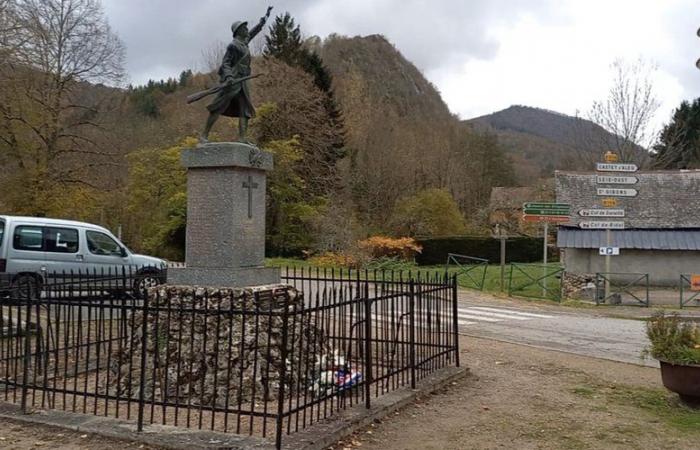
[134,273,161,299]
[11,275,39,301]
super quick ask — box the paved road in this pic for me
[456,293,654,367]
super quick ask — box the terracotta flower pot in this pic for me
[659,360,700,407]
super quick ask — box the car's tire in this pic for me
[133,272,161,299]
[10,274,39,302]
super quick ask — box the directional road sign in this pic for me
[596,163,638,172]
[522,214,570,223]
[599,247,620,256]
[596,175,638,185]
[579,209,625,217]
[579,221,625,229]
[596,188,637,197]
[522,202,570,216]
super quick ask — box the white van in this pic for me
[0,215,166,298]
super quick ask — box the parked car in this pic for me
[0,215,166,299]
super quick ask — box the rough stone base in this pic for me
[167,266,280,287]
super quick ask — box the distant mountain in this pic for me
[466,105,622,181]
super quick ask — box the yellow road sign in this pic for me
[604,151,619,163]
[602,197,618,208]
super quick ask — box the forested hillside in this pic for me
[468,105,621,180]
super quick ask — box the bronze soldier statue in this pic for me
[196,6,273,144]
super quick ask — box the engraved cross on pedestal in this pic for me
[242,174,259,219]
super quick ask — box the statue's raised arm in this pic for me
[248,6,273,42]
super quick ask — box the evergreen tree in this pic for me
[652,98,700,169]
[264,13,302,63]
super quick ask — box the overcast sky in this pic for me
[101,0,700,128]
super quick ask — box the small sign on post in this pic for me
[599,247,620,256]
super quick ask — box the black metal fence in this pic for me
[0,267,458,449]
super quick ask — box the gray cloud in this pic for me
[102,0,553,84]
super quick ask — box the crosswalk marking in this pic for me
[457,313,501,322]
[365,306,556,328]
[468,306,554,319]
[459,309,529,321]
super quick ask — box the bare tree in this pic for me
[0,0,126,215]
[586,58,660,165]
[199,40,226,74]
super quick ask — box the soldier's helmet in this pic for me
[231,21,248,36]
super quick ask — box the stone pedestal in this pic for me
[168,142,280,287]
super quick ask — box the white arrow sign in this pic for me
[599,247,620,256]
[596,175,638,185]
[596,163,638,172]
[580,221,625,229]
[597,188,638,197]
[579,209,625,217]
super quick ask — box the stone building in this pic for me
[556,170,700,286]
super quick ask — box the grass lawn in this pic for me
[266,258,563,301]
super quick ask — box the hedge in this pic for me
[415,236,559,266]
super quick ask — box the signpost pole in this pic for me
[543,221,548,298]
[605,228,611,298]
[500,235,506,292]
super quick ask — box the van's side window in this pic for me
[13,226,44,251]
[0,220,5,250]
[86,231,122,256]
[45,227,79,253]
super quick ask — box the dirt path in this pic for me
[333,336,700,450]
[0,419,158,449]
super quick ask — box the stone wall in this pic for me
[106,285,332,407]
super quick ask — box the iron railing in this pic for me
[445,253,488,291]
[594,272,649,307]
[0,267,458,449]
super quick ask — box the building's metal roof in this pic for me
[557,228,700,250]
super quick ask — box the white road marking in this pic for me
[457,313,501,322]
[468,306,554,319]
[458,308,529,321]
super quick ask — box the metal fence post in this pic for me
[452,274,460,368]
[137,290,150,432]
[275,294,291,450]
[409,280,416,389]
[20,295,32,414]
[680,275,685,309]
[364,278,372,409]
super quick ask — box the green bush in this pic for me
[416,236,558,265]
[389,189,467,237]
[644,312,700,365]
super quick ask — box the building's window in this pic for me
[13,226,44,252]
[45,227,79,253]
[86,231,122,256]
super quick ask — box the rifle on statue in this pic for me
[186,73,262,104]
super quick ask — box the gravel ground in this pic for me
[331,336,700,450]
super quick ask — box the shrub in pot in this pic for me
[644,312,700,406]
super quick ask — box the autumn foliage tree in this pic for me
[0,0,125,216]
